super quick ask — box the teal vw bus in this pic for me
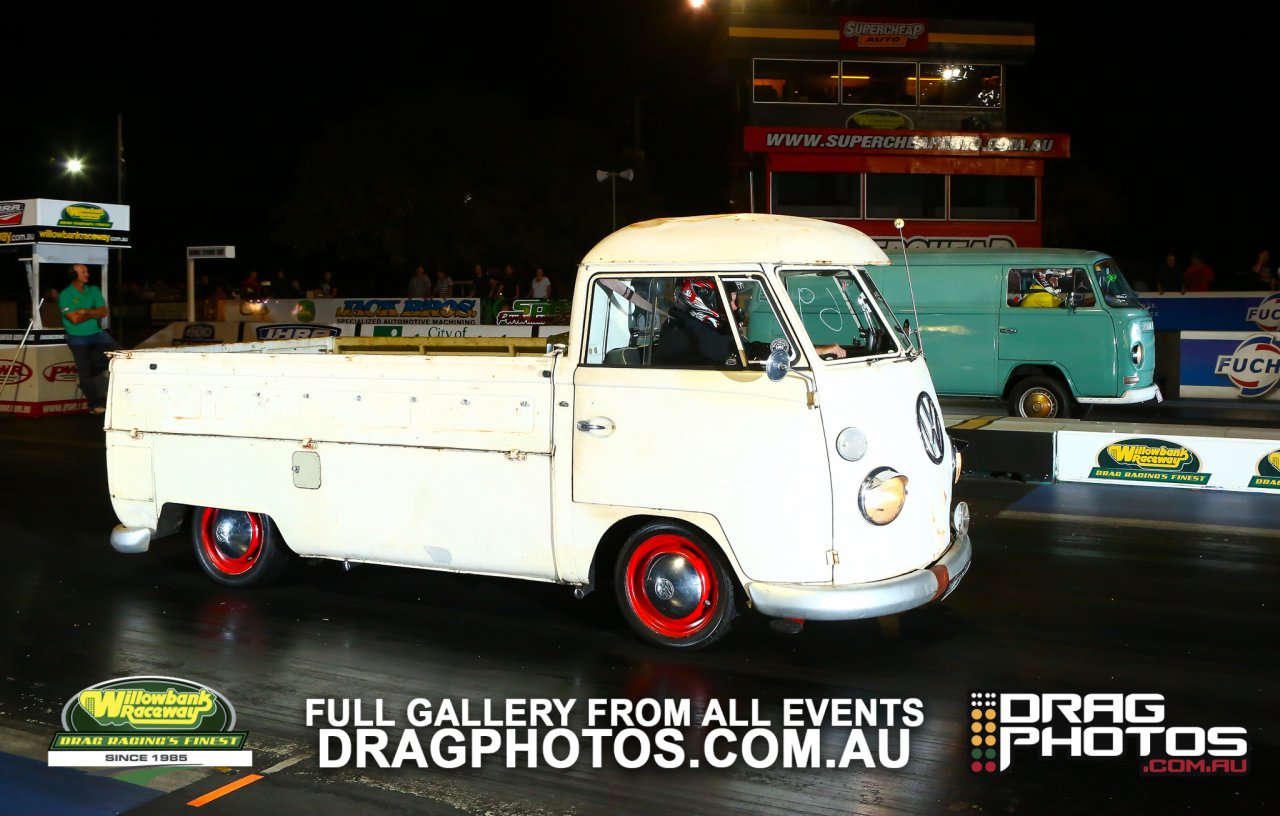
[869,248,1158,418]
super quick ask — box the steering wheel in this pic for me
[859,327,884,354]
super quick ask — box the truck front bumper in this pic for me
[111,525,152,554]
[745,532,972,621]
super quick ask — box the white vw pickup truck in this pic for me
[106,213,971,649]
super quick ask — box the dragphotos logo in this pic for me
[969,691,1248,776]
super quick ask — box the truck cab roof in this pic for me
[582,213,890,267]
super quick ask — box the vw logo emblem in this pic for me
[917,392,944,464]
[653,577,676,601]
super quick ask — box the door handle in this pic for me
[576,417,616,435]
[999,327,1018,334]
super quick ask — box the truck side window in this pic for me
[583,276,665,366]
[583,275,788,369]
[779,269,898,358]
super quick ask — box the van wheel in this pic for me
[192,507,291,588]
[615,523,736,650]
[1009,376,1072,419]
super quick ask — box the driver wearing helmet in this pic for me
[653,277,847,366]
[1020,270,1064,308]
[653,277,743,366]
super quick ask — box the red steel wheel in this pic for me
[615,523,736,649]
[191,507,291,588]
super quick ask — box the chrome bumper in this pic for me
[1077,384,1161,405]
[746,532,972,621]
[111,524,152,554]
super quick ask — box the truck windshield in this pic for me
[1092,260,1141,308]
[778,269,902,360]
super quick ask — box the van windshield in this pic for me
[778,268,902,360]
[1092,260,1141,308]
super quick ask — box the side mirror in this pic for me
[766,346,791,382]
[1067,292,1084,308]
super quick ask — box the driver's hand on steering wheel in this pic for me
[817,344,847,359]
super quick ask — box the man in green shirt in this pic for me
[59,263,121,414]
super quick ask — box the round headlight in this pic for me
[859,467,908,525]
[952,501,970,537]
[836,427,868,461]
[1132,341,1144,367]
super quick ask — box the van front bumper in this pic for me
[1077,384,1161,405]
[745,533,972,621]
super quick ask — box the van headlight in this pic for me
[1132,342,1144,367]
[952,502,970,536]
[949,436,968,486]
[859,467,908,525]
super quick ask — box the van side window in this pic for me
[1008,268,1074,308]
[583,275,789,369]
[1070,267,1097,306]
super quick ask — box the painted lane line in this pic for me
[186,773,263,807]
[259,753,313,775]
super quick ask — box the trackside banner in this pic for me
[744,127,1070,158]
[0,198,131,247]
[1178,330,1280,400]
[1055,431,1280,493]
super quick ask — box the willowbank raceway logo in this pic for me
[57,203,112,227]
[967,692,1249,776]
[1088,437,1210,485]
[49,676,253,768]
[1248,449,1280,490]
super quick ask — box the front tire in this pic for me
[192,507,291,588]
[1009,376,1073,419]
[615,522,736,649]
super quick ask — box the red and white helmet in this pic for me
[676,277,724,329]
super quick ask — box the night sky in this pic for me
[2,1,1273,289]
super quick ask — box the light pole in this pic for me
[596,168,634,231]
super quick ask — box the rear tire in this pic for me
[1008,376,1073,419]
[192,507,291,588]
[615,522,736,650]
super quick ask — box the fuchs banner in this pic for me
[1179,331,1280,400]
[1145,292,1280,332]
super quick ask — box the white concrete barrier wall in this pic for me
[1057,428,1280,494]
